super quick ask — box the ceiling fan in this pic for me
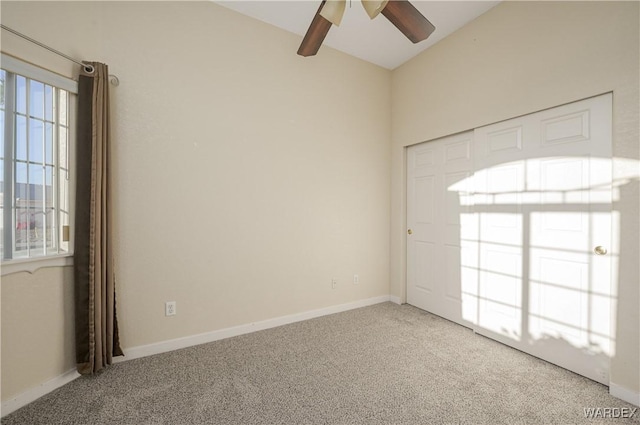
[298,0,436,57]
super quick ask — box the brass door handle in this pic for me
[407,229,413,235]
[594,246,608,255]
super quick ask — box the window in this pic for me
[1,55,76,266]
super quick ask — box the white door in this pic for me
[407,131,474,326]
[407,94,613,384]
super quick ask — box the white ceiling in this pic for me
[216,1,500,69]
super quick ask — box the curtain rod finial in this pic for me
[109,75,120,86]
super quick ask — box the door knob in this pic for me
[407,229,413,235]
[594,246,608,255]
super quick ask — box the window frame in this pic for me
[1,54,76,276]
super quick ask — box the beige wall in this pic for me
[390,1,639,394]
[1,1,391,401]
[1,267,76,401]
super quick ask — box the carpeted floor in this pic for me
[2,302,638,424]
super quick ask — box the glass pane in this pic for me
[29,80,44,119]
[14,207,29,256]
[59,126,68,169]
[0,69,5,109]
[44,85,54,121]
[16,76,26,115]
[15,162,29,256]
[45,165,54,208]
[46,207,55,249]
[59,210,69,253]
[59,170,69,212]
[45,122,54,164]
[28,164,44,253]
[59,90,67,126]
[0,206,4,259]
[29,119,44,163]
[29,163,43,200]
[58,151,69,253]
[15,162,28,198]
[16,115,27,160]
[29,207,44,252]
[0,109,4,155]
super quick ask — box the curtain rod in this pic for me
[1,24,119,86]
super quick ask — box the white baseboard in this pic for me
[610,382,640,407]
[1,368,80,417]
[389,295,402,305]
[117,295,392,362]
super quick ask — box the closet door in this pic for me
[407,93,613,384]
[472,94,612,384]
[407,131,474,326]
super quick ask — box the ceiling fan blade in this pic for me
[362,0,389,19]
[298,1,333,57]
[319,0,346,26]
[380,0,435,43]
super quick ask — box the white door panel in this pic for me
[407,132,474,325]
[407,94,613,385]
[444,244,462,302]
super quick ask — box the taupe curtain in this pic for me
[74,62,123,375]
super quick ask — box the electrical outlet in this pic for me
[353,274,359,284]
[331,278,337,289]
[165,301,176,316]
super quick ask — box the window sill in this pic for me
[1,254,74,276]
